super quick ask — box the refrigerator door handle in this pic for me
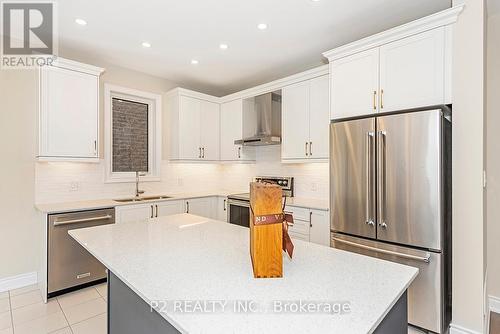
[365,132,375,226]
[332,237,431,263]
[377,130,387,229]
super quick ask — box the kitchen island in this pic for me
[69,214,418,334]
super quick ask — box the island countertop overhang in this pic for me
[69,213,418,334]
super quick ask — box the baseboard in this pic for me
[490,295,500,314]
[449,323,483,334]
[0,272,38,293]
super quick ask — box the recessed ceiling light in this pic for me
[311,0,321,2]
[191,59,199,65]
[141,42,151,48]
[75,18,87,26]
[257,23,268,30]
[219,43,228,50]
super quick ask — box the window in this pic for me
[104,84,162,183]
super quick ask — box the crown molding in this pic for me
[50,56,105,76]
[323,5,464,62]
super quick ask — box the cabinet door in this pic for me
[40,66,98,158]
[186,197,215,219]
[331,48,379,119]
[116,204,153,224]
[216,197,228,222]
[308,75,330,159]
[220,100,242,161]
[309,210,330,246]
[379,27,446,112]
[200,101,220,160]
[178,96,201,160]
[156,200,183,217]
[282,80,310,160]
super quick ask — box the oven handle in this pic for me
[227,199,250,208]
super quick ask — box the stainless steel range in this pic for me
[227,176,294,227]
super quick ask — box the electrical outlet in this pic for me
[69,181,80,192]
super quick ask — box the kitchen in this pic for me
[0,0,496,334]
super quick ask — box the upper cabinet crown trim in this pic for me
[322,5,464,61]
[165,87,221,103]
[50,57,105,76]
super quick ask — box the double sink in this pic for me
[114,195,172,203]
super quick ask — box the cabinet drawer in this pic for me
[285,206,310,221]
[289,231,309,242]
[288,218,310,236]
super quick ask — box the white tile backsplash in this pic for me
[35,146,328,203]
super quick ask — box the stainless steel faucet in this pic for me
[135,171,146,198]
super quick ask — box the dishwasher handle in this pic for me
[53,215,113,226]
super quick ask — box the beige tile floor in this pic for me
[0,283,107,334]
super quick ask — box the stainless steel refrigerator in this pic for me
[330,107,452,334]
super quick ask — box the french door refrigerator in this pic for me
[330,107,451,334]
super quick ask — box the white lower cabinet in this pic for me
[285,206,329,246]
[116,200,183,224]
[184,197,216,219]
[116,203,155,224]
[156,201,184,217]
[216,197,228,222]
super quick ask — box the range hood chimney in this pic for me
[234,90,282,146]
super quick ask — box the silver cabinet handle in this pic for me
[202,147,205,159]
[305,142,309,156]
[186,201,189,213]
[199,147,202,158]
[309,141,312,156]
[151,205,154,218]
[309,211,312,228]
[94,140,97,154]
[155,204,159,218]
[223,199,227,211]
[54,215,112,226]
[332,237,431,263]
[377,131,387,229]
[237,147,241,159]
[365,132,375,227]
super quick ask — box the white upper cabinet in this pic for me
[38,59,104,161]
[168,89,220,161]
[379,27,447,112]
[220,99,255,162]
[308,75,330,159]
[282,81,310,160]
[200,100,220,161]
[324,5,460,121]
[282,75,329,161]
[178,95,202,160]
[331,48,380,119]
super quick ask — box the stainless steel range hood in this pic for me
[235,91,281,146]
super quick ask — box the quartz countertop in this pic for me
[34,190,243,214]
[69,214,417,334]
[35,191,329,214]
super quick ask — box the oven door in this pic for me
[227,199,250,228]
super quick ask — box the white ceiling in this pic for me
[57,0,451,96]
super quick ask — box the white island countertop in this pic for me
[69,214,417,334]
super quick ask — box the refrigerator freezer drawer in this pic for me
[331,233,443,333]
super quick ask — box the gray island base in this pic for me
[107,271,408,334]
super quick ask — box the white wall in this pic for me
[487,12,500,301]
[451,0,487,332]
[0,69,40,279]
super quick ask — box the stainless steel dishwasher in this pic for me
[48,208,115,296]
